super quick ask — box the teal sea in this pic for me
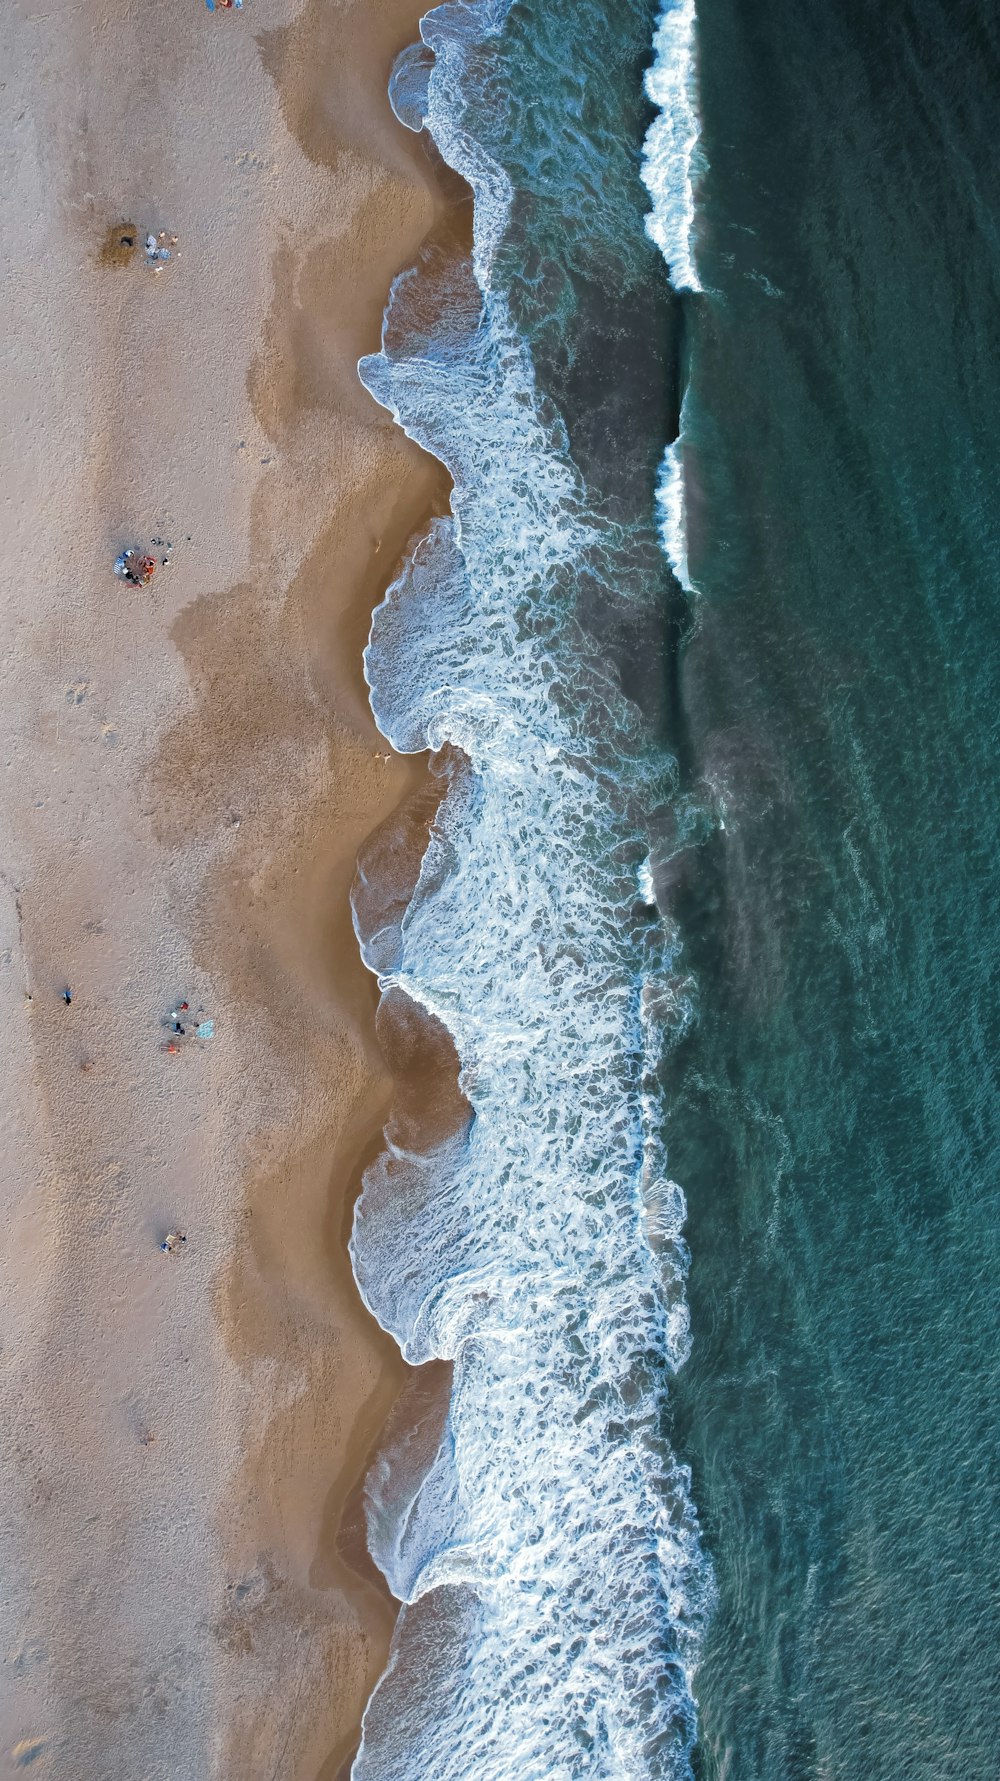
[350,1,1000,1775]
[671,1,1000,1773]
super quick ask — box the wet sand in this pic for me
[0,0,450,1773]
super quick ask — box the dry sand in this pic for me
[0,0,454,1773]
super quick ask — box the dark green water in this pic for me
[668,0,1000,1773]
[490,2,1000,1762]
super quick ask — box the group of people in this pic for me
[114,549,157,588]
[114,536,173,588]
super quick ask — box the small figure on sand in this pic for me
[114,549,157,588]
[61,986,72,1005]
[206,0,243,10]
[160,1230,187,1256]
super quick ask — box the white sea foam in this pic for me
[656,437,693,591]
[388,40,435,132]
[643,3,703,587]
[641,0,704,294]
[350,4,713,1776]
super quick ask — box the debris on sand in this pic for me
[160,1231,187,1257]
[162,1000,214,1048]
[114,549,157,588]
[100,222,178,270]
[168,1000,190,1034]
[206,0,244,9]
[144,230,178,270]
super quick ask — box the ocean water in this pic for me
[666,2,1000,1775]
[350,0,1000,1776]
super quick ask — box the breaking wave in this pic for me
[350,3,713,1777]
[642,0,703,295]
[643,2,704,584]
[656,435,692,594]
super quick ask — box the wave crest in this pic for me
[642,0,704,294]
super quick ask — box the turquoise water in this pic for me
[671,1,1000,1773]
[351,0,1000,1774]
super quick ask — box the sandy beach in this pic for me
[0,0,451,1772]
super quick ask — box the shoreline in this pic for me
[0,0,453,1772]
[147,3,458,1770]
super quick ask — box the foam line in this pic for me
[351,5,713,1775]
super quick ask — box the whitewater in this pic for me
[643,0,703,594]
[349,3,711,1776]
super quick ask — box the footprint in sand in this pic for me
[9,1641,45,1678]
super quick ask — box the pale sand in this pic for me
[0,0,451,1773]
